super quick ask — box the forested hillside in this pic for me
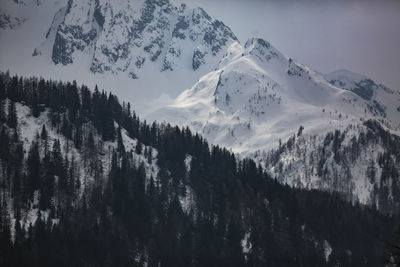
[0,72,399,266]
[256,121,400,214]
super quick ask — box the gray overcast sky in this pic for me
[173,0,400,89]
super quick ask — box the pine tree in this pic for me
[6,100,17,129]
[68,154,77,198]
[136,140,143,155]
[0,200,11,266]
[8,76,20,101]
[117,126,125,154]
[40,124,49,155]
[31,87,40,117]
[27,139,41,197]
[0,74,5,101]
[0,99,5,124]
[0,127,9,163]
[74,125,82,150]
[40,146,54,210]
[52,139,63,178]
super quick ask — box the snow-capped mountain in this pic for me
[0,0,238,113]
[2,1,400,264]
[149,38,399,155]
[148,38,400,207]
[1,0,400,210]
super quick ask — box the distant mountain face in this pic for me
[325,69,400,129]
[33,0,238,78]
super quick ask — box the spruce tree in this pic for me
[0,100,5,124]
[6,100,17,129]
[27,139,41,197]
[31,87,40,118]
[117,126,125,154]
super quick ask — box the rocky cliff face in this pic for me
[41,0,238,79]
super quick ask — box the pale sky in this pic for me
[173,0,400,89]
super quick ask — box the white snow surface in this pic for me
[241,231,252,260]
[324,240,332,262]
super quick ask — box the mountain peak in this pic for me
[244,37,271,49]
[191,6,212,22]
[244,37,285,63]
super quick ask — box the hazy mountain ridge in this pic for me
[325,69,400,129]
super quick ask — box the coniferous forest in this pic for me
[0,71,400,266]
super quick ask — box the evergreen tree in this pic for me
[135,140,143,155]
[40,124,49,155]
[117,126,125,154]
[0,200,11,266]
[51,139,63,178]
[6,100,17,129]
[27,139,41,197]
[74,125,82,150]
[31,86,40,118]
[0,99,5,124]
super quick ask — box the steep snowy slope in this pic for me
[150,38,393,155]
[0,0,238,114]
